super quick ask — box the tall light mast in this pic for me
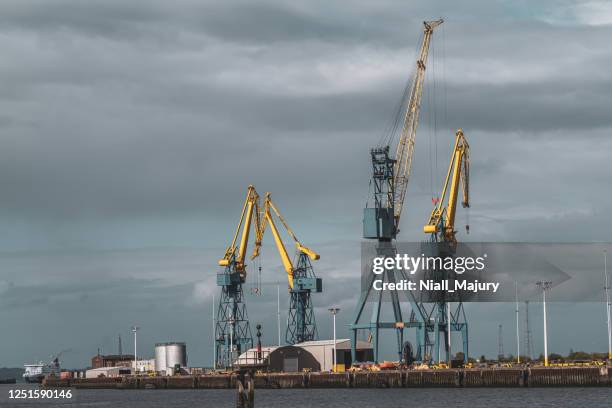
[131,325,139,372]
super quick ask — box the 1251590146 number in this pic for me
[8,389,73,399]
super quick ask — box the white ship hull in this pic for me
[23,359,60,383]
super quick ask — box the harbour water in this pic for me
[1,384,610,407]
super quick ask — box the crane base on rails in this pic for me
[350,241,426,363]
[419,241,468,364]
[286,252,321,344]
[215,259,253,369]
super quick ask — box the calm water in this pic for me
[1,384,610,407]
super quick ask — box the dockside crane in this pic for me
[350,19,443,364]
[215,185,262,369]
[423,129,470,247]
[253,192,322,345]
[422,129,470,364]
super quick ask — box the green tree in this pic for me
[549,353,563,361]
[568,350,590,360]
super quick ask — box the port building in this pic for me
[297,340,373,372]
[236,340,373,372]
[85,366,133,378]
[91,354,134,369]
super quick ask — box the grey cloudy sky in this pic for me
[1,0,612,368]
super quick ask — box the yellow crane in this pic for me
[253,192,322,344]
[422,129,470,365]
[215,185,262,368]
[424,128,470,247]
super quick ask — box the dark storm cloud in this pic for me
[0,1,609,223]
[0,1,167,38]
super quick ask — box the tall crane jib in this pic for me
[253,193,322,345]
[215,185,261,369]
[351,19,443,364]
[363,18,443,241]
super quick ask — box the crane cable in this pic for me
[377,30,425,149]
[250,252,262,296]
[427,45,434,201]
[427,30,440,205]
[433,31,439,196]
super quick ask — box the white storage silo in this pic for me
[155,342,187,374]
[165,342,187,369]
[154,343,167,374]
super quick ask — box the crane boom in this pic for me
[423,128,470,245]
[254,192,320,289]
[393,18,443,230]
[218,185,261,281]
[253,192,322,344]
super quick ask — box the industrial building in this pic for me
[91,354,134,369]
[133,359,155,373]
[85,366,133,378]
[236,340,373,372]
[296,340,373,372]
[236,345,320,372]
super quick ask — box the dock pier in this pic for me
[43,367,612,389]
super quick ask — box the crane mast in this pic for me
[254,193,322,344]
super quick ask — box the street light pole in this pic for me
[515,281,520,364]
[229,315,235,369]
[213,294,216,370]
[131,325,139,373]
[447,301,452,365]
[328,307,340,372]
[604,250,611,360]
[277,284,281,347]
[536,281,552,367]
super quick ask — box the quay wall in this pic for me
[43,367,610,389]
